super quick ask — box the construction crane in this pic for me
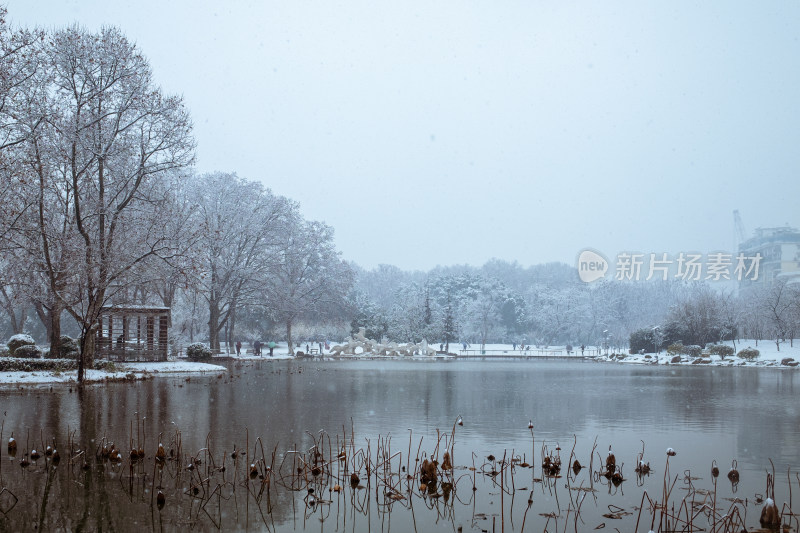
[733,210,747,250]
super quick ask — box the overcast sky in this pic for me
[7,1,800,272]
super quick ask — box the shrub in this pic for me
[60,336,79,356]
[44,336,80,359]
[7,333,35,355]
[12,344,42,359]
[629,329,655,353]
[707,344,734,358]
[738,347,760,361]
[685,345,702,357]
[0,357,114,372]
[186,343,212,361]
[666,343,684,355]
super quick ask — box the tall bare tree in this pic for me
[4,25,195,380]
[188,172,293,352]
[263,218,353,354]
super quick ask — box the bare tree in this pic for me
[263,217,353,354]
[188,172,293,352]
[4,25,195,381]
[760,278,793,352]
[0,9,42,246]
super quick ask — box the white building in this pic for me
[738,226,800,289]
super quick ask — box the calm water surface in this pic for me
[1,358,798,532]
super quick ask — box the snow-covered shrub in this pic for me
[666,343,684,355]
[12,344,42,359]
[7,334,35,355]
[60,336,79,357]
[44,336,80,359]
[186,343,212,361]
[0,358,113,372]
[685,345,702,357]
[707,344,734,358]
[738,347,759,361]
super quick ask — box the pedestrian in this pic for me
[235,340,242,355]
[318,341,323,353]
[254,340,261,356]
[581,344,585,356]
[306,343,309,354]
[513,342,516,350]
[269,343,274,357]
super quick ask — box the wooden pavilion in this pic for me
[96,306,171,361]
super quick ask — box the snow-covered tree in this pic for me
[759,278,794,351]
[2,25,196,380]
[262,217,353,354]
[187,172,293,352]
[0,9,41,247]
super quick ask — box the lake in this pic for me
[1,358,798,532]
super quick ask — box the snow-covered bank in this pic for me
[591,339,800,368]
[0,361,227,385]
[212,353,294,361]
[121,361,229,373]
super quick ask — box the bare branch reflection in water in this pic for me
[2,360,800,531]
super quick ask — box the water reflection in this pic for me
[0,359,798,532]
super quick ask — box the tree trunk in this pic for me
[36,301,64,357]
[34,301,52,342]
[0,286,27,334]
[228,304,237,353]
[49,302,62,357]
[77,322,98,383]
[12,307,27,334]
[286,319,294,355]
[208,300,221,352]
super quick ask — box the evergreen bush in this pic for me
[7,333,35,355]
[186,343,212,361]
[11,344,42,358]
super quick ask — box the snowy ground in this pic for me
[2,339,797,386]
[218,339,800,367]
[0,361,227,385]
[591,339,800,368]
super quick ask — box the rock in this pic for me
[780,357,795,366]
[670,355,682,364]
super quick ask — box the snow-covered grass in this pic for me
[0,360,227,385]
[2,338,796,385]
[592,339,800,368]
